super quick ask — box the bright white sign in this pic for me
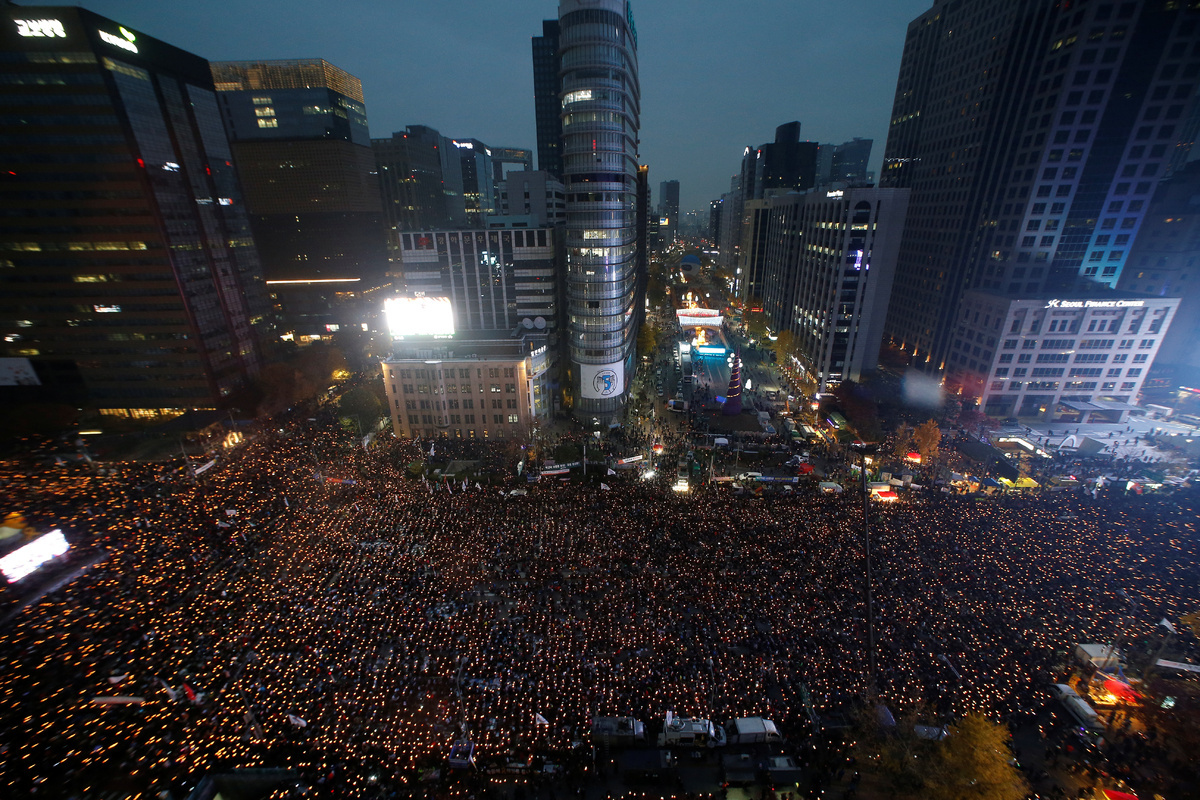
[0,529,68,583]
[1044,299,1146,309]
[15,19,66,37]
[384,296,455,338]
[98,27,138,53]
[676,307,723,328]
[580,361,624,400]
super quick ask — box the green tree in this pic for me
[867,711,1028,800]
[832,379,883,442]
[891,422,914,462]
[338,385,383,433]
[255,362,313,417]
[743,297,769,341]
[297,343,349,389]
[771,329,796,366]
[637,320,657,361]
[646,275,668,309]
[925,715,1029,800]
[912,419,941,464]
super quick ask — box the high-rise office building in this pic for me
[373,125,468,243]
[532,19,563,178]
[659,179,679,245]
[830,138,873,184]
[717,178,740,268]
[882,0,1200,374]
[559,0,641,420]
[492,147,534,185]
[452,138,495,226]
[756,122,819,196]
[210,60,385,283]
[395,228,560,340]
[496,170,566,227]
[0,5,268,412]
[735,199,771,303]
[759,188,910,390]
[211,59,386,340]
[948,290,1178,422]
[636,164,650,287]
[815,144,835,186]
[1117,160,1200,374]
[708,198,723,246]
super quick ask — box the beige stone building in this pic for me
[382,333,550,441]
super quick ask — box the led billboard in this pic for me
[0,529,68,583]
[384,296,455,338]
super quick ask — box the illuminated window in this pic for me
[563,89,593,104]
[251,96,272,105]
[257,118,278,128]
[254,107,275,117]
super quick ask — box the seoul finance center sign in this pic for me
[1044,299,1146,309]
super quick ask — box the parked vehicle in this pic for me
[657,712,726,748]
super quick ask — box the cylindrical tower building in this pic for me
[557,0,640,421]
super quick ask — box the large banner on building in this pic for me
[580,361,625,400]
[676,308,723,328]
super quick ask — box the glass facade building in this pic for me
[881,0,1200,375]
[210,59,385,286]
[0,6,268,411]
[532,20,563,178]
[558,0,641,419]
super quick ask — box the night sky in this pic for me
[68,0,932,213]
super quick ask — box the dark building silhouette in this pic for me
[756,122,819,195]
[453,138,495,227]
[492,147,534,185]
[211,59,387,341]
[831,137,873,183]
[532,19,563,178]
[881,0,1200,374]
[708,198,723,245]
[1117,160,1200,375]
[373,125,468,245]
[0,5,269,411]
[211,60,385,283]
[659,179,679,245]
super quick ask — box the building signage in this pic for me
[15,18,66,37]
[826,190,843,199]
[98,26,138,53]
[1044,299,1145,309]
[580,361,624,400]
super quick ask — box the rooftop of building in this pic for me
[385,330,547,362]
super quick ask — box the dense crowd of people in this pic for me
[0,411,1197,798]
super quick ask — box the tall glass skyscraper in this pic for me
[881,0,1200,375]
[0,5,269,411]
[558,0,641,420]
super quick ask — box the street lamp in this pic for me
[850,441,879,695]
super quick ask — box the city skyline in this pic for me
[69,0,931,213]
